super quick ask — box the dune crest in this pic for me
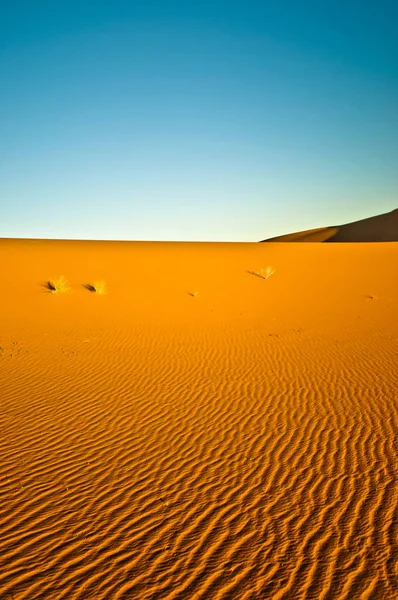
[262,208,398,242]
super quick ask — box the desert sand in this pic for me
[0,235,397,599]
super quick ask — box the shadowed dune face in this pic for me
[262,208,398,242]
[0,238,397,599]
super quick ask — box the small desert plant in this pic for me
[46,275,71,294]
[93,281,107,295]
[248,266,276,280]
[188,291,199,298]
[84,281,107,295]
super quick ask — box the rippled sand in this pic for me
[1,238,397,599]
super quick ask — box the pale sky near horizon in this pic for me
[1,1,397,241]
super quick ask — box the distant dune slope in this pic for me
[262,208,398,242]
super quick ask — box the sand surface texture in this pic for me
[1,239,397,599]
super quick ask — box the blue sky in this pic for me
[1,0,397,241]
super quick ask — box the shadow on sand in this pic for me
[82,284,96,293]
[246,270,267,280]
[40,281,56,293]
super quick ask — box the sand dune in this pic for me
[1,238,397,599]
[262,208,398,242]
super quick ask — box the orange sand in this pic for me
[1,238,397,599]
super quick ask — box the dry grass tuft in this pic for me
[248,266,276,280]
[93,281,107,295]
[46,276,71,294]
[84,281,107,295]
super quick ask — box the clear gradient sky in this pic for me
[1,1,397,241]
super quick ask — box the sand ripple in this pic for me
[1,319,397,599]
[1,240,397,599]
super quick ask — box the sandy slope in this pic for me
[0,238,397,600]
[262,208,398,242]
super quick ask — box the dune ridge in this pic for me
[1,239,397,599]
[262,208,398,242]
